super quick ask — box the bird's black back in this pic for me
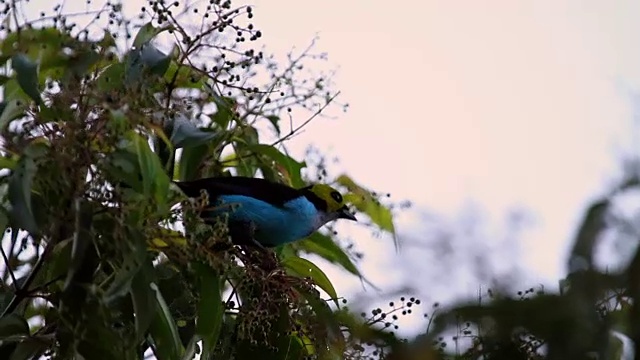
[174,176,305,207]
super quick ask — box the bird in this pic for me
[173,176,357,248]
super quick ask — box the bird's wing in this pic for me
[174,176,304,207]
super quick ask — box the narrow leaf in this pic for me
[210,93,236,130]
[193,262,224,358]
[170,114,219,148]
[133,23,172,48]
[177,143,209,181]
[128,132,170,210]
[11,54,42,105]
[0,156,17,171]
[125,44,171,85]
[297,232,361,277]
[63,49,100,83]
[130,261,157,339]
[294,285,345,354]
[265,115,281,134]
[7,155,38,235]
[282,256,338,305]
[139,43,171,76]
[337,174,398,249]
[0,314,29,338]
[104,266,141,305]
[63,199,94,291]
[248,144,306,187]
[0,99,26,131]
[96,63,125,92]
[181,336,200,360]
[163,61,204,89]
[9,340,47,360]
[148,282,184,360]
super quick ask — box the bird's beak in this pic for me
[338,206,357,221]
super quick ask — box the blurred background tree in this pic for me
[389,158,640,360]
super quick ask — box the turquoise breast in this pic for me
[207,194,318,246]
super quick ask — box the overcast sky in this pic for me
[15,0,640,335]
[241,0,640,315]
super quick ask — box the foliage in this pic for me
[0,1,403,359]
[384,162,640,360]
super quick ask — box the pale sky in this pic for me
[14,0,640,335]
[244,0,640,311]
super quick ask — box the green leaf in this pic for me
[163,61,204,89]
[248,144,306,188]
[63,199,94,291]
[569,199,608,271]
[193,262,224,358]
[9,339,48,360]
[125,44,171,85]
[7,154,38,235]
[1,28,71,74]
[62,49,100,83]
[337,174,398,249]
[148,282,184,360]
[11,54,42,105]
[140,44,172,76]
[265,115,281,134]
[107,149,144,193]
[104,265,141,305]
[96,63,126,92]
[177,143,210,181]
[0,100,26,132]
[98,30,117,49]
[608,333,624,360]
[0,314,29,339]
[609,302,631,337]
[181,336,200,360]
[294,285,345,355]
[282,256,338,305]
[128,132,170,211]
[0,210,8,238]
[210,93,236,130]
[104,228,148,305]
[297,232,361,277]
[347,192,395,233]
[170,114,219,149]
[0,157,16,171]
[35,238,72,290]
[1,78,28,103]
[130,261,157,340]
[133,22,172,49]
[237,126,259,146]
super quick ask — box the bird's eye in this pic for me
[330,191,342,203]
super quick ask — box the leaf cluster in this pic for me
[0,1,401,359]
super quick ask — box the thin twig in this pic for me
[271,91,340,147]
[216,90,341,167]
[1,240,53,317]
[0,241,18,289]
[28,274,65,294]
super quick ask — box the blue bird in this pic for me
[174,176,357,248]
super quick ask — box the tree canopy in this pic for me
[0,1,402,359]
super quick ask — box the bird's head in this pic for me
[303,184,357,223]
